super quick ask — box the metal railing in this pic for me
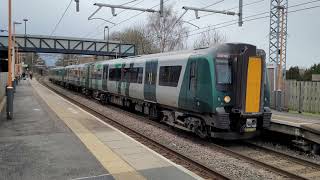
[0,35,136,57]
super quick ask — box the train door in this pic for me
[144,60,158,102]
[80,67,85,87]
[95,65,100,90]
[85,65,90,89]
[125,63,134,96]
[102,64,108,91]
[189,60,199,110]
[179,57,213,112]
[77,67,80,86]
[89,64,94,89]
[118,64,126,95]
[66,68,70,84]
[62,69,66,85]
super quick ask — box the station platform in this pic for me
[270,110,320,145]
[0,79,201,180]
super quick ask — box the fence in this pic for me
[284,80,320,113]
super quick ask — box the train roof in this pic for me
[105,42,256,62]
[103,46,212,64]
[49,43,258,70]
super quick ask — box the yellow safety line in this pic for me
[30,80,145,180]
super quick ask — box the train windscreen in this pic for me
[216,59,232,84]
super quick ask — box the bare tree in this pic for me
[54,54,78,66]
[193,27,226,49]
[110,25,159,55]
[147,6,189,52]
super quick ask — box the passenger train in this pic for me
[49,43,272,140]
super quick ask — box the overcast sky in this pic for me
[0,0,319,68]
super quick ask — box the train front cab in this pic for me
[212,43,271,139]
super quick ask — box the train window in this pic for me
[95,72,102,79]
[120,68,125,81]
[121,68,129,81]
[103,66,108,79]
[129,67,143,83]
[137,68,143,83]
[159,66,182,87]
[95,67,102,79]
[189,62,197,91]
[109,68,121,81]
[216,59,232,84]
[129,68,137,83]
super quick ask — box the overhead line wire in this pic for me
[183,0,320,37]
[187,0,265,22]
[187,11,269,34]
[168,0,266,38]
[109,0,171,29]
[50,0,73,36]
[288,4,320,13]
[85,0,171,38]
[289,0,320,8]
[203,0,225,9]
[83,0,145,38]
[185,4,320,38]
[85,0,320,39]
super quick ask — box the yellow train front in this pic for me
[206,43,271,139]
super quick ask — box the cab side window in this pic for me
[109,68,121,81]
[189,62,197,91]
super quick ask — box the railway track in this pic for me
[39,79,229,180]
[208,141,320,180]
[243,142,320,179]
[41,78,320,180]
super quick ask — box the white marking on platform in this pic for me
[71,173,111,180]
[68,107,79,114]
[33,108,40,111]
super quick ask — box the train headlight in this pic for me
[224,96,231,103]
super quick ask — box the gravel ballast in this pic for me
[251,140,320,165]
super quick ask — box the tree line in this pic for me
[286,63,320,81]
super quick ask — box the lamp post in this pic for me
[7,0,14,120]
[104,26,109,41]
[13,21,22,87]
[23,19,28,36]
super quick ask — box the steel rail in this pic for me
[244,142,320,172]
[208,142,309,180]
